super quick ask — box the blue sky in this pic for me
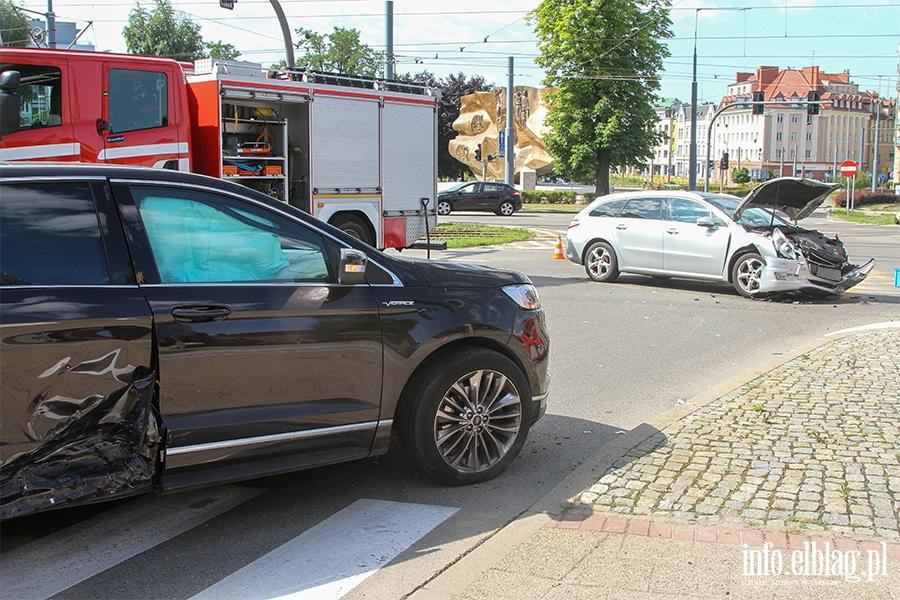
[16,0,900,101]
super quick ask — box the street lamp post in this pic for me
[689,10,699,191]
[689,7,748,191]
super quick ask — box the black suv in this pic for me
[0,164,550,519]
[437,182,523,216]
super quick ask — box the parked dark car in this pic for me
[437,182,523,216]
[0,163,550,519]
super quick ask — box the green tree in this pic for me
[295,26,384,77]
[123,0,205,61]
[0,0,30,47]
[398,71,492,180]
[205,40,241,61]
[731,167,750,184]
[530,0,672,196]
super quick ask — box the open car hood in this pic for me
[734,177,841,222]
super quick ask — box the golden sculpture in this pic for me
[449,86,555,181]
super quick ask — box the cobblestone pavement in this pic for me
[579,329,900,541]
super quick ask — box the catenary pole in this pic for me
[506,57,514,185]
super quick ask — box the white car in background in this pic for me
[565,178,875,298]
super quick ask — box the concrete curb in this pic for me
[408,326,895,599]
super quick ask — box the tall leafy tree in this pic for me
[399,71,492,180]
[531,0,672,196]
[123,0,205,61]
[0,0,30,47]
[295,26,383,77]
[205,40,241,61]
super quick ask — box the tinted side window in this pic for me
[589,198,627,217]
[0,182,109,286]
[131,186,333,284]
[619,198,663,220]
[108,69,168,133]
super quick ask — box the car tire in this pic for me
[437,200,452,216]
[398,347,531,485]
[495,201,515,216]
[584,241,619,283]
[330,214,373,246]
[732,252,765,297]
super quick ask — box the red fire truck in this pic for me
[0,48,439,249]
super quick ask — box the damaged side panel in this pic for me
[0,290,158,519]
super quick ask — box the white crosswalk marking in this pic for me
[0,486,263,600]
[190,498,458,600]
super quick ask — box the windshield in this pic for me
[705,195,791,228]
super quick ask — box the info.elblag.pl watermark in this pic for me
[742,541,890,585]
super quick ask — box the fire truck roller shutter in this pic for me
[311,95,380,191]
[382,100,437,246]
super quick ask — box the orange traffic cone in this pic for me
[552,235,565,260]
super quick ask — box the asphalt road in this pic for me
[2,213,897,600]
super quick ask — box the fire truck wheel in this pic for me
[331,214,373,246]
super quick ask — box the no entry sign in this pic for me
[840,160,858,177]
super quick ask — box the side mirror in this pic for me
[0,70,22,137]
[696,216,716,228]
[339,248,368,285]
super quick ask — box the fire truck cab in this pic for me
[0,49,439,249]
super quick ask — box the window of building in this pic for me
[805,150,811,159]
[776,132,783,141]
[777,114,784,123]
[807,133,813,141]
[791,132,798,142]
[791,115,799,124]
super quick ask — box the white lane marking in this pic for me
[190,498,458,600]
[825,321,900,336]
[0,142,80,161]
[1,485,263,600]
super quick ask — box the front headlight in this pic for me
[502,284,541,310]
[773,228,802,260]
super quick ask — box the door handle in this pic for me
[171,305,232,323]
[615,224,627,230]
[666,228,679,234]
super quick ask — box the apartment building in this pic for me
[715,66,895,183]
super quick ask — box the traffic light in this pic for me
[721,152,729,170]
[709,159,715,170]
[474,143,482,162]
[752,91,765,115]
[807,90,820,115]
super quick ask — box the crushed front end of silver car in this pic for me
[736,178,875,296]
[755,225,875,295]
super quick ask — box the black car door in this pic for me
[480,183,503,211]
[0,177,157,518]
[453,182,482,211]
[112,180,384,489]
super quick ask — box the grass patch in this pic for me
[429,223,534,248]
[828,208,899,225]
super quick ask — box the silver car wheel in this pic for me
[437,200,452,215]
[734,254,764,297]
[497,201,515,216]
[433,369,522,474]
[584,241,619,282]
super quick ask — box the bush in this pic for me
[832,191,897,209]
[520,190,582,204]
